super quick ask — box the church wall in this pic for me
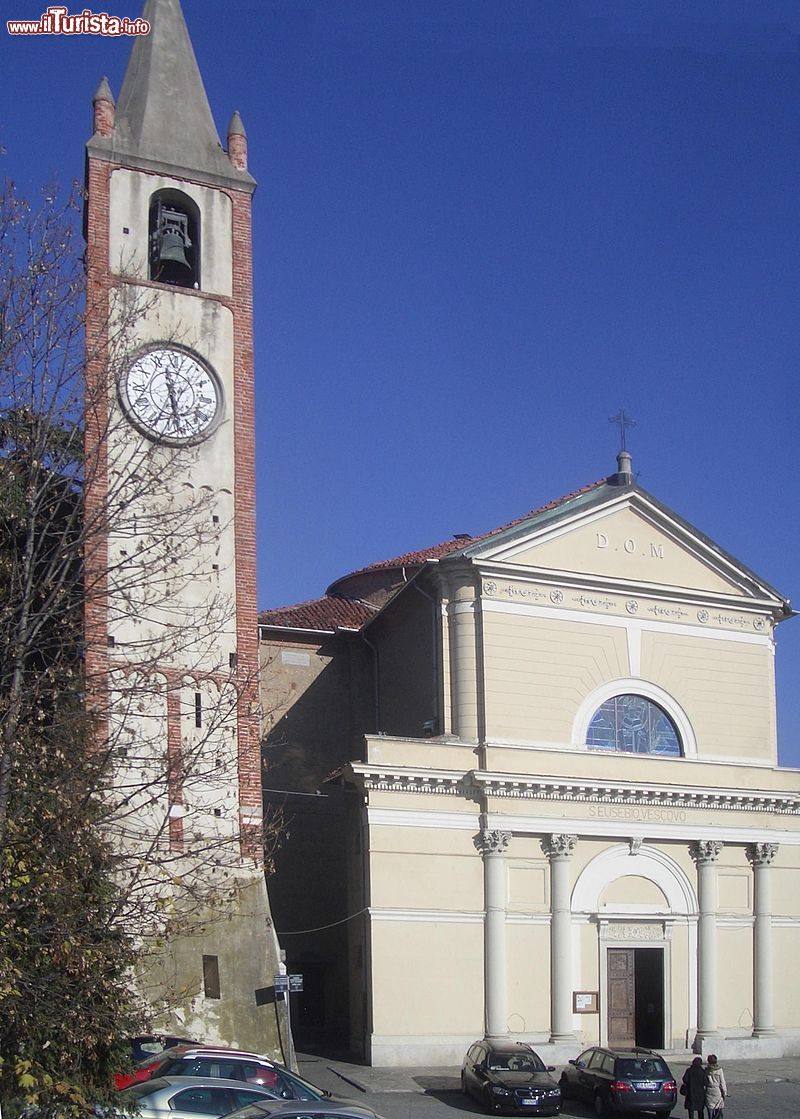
[261,633,372,791]
[370,918,483,1037]
[641,631,776,761]
[507,920,552,1034]
[481,612,628,743]
[370,588,438,738]
[367,822,482,911]
[503,506,747,596]
[717,925,753,1032]
[775,926,800,1029]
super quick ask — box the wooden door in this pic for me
[608,948,635,1045]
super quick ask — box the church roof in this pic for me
[87,0,254,190]
[259,594,377,634]
[342,477,608,579]
[262,477,608,635]
[261,460,792,637]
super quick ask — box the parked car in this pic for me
[222,1101,387,1119]
[559,1046,677,1116]
[118,1076,282,1119]
[114,1046,330,1098]
[461,1039,561,1115]
[127,1036,199,1065]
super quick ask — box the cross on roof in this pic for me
[609,408,636,452]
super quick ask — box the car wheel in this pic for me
[461,1073,468,1096]
[558,1073,570,1099]
[593,1091,608,1116]
[484,1086,495,1113]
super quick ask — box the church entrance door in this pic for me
[607,947,664,1048]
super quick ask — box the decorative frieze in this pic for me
[480,577,772,635]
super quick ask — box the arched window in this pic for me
[149,189,200,288]
[587,694,682,756]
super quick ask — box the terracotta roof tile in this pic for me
[259,595,376,633]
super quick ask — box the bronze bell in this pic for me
[152,205,192,272]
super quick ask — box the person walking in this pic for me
[681,1056,708,1119]
[704,1054,727,1119]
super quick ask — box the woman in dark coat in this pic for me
[681,1057,709,1119]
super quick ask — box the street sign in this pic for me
[274,974,303,993]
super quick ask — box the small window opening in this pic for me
[229,652,238,670]
[202,954,221,999]
[194,691,202,728]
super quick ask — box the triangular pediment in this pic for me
[464,488,782,604]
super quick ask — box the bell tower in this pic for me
[84,0,280,1049]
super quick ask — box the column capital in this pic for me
[542,833,577,860]
[690,839,723,866]
[746,842,778,867]
[475,829,510,856]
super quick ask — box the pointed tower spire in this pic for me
[92,76,115,137]
[88,0,254,191]
[227,110,248,171]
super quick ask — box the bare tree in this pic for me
[0,181,281,1114]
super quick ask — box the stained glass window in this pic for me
[587,694,681,756]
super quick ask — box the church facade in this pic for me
[261,453,800,1065]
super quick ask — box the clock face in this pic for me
[120,347,222,444]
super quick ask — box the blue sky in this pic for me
[3,1,799,765]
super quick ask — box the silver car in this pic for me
[118,1076,282,1119]
[222,1102,388,1119]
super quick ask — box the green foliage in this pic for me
[0,711,145,1115]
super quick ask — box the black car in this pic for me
[559,1046,677,1116]
[461,1040,561,1115]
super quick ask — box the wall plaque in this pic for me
[573,991,598,1013]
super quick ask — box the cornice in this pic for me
[344,763,800,816]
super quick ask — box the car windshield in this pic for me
[121,1078,172,1101]
[617,1058,669,1078]
[488,1051,545,1073]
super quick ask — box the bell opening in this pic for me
[149,192,200,289]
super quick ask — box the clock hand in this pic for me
[163,364,182,432]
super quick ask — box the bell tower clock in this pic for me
[84,0,280,1050]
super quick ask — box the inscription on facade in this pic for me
[596,533,664,559]
[589,805,687,823]
[606,923,663,941]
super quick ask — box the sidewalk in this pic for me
[297,1051,800,1097]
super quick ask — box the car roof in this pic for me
[161,1046,274,1060]
[231,1102,381,1118]
[123,1076,279,1094]
[473,1040,537,1052]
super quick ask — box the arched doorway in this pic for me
[572,844,698,1048]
